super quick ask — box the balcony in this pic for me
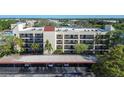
[57,40,63,44]
[23,44,32,48]
[95,46,108,50]
[39,44,43,47]
[20,34,33,38]
[64,45,75,49]
[64,50,75,54]
[35,34,43,38]
[96,35,109,39]
[64,35,78,39]
[23,39,33,43]
[35,39,43,43]
[80,40,93,44]
[88,45,93,49]
[80,35,94,39]
[64,40,78,44]
[57,45,63,49]
[35,40,43,43]
[57,35,63,39]
[96,40,108,44]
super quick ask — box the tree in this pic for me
[31,43,40,54]
[14,37,24,47]
[106,30,124,47]
[108,45,124,61]
[92,45,124,77]
[13,36,24,53]
[0,44,12,57]
[94,33,106,44]
[74,44,88,54]
[97,45,124,62]
[3,36,24,53]
[0,35,24,57]
[34,20,59,27]
[45,40,53,54]
[0,19,16,31]
[0,25,3,31]
[113,24,124,30]
[92,61,124,77]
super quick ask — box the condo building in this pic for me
[12,22,114,54]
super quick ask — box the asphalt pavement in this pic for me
[0,67,95,77]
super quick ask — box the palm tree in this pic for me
[45,40,53,54]
[31,43,40,54]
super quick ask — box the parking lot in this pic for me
[0,66,95,77]
[0,55,96,77]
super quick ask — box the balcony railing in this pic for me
[64,35,78,39]
[57,35,63,39]
[64,40,78,44]
[64,45,75,49]
[80,35,94,39]
[80,40,94,44]
[57,45,63,49]
[57,40,63,44]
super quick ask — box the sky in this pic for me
[0,15,124,19]
[0,0,124,15]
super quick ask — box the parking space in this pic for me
[0,66,95,77]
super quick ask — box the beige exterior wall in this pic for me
[14,28,108,54]
[55,31,107,53]
[43,31,56,54]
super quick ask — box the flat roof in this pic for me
[20,27,104,32]
[0,55,96,64]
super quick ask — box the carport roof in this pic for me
[0,55,97,64]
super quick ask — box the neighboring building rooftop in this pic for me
[22,27,43,31]
[0,55,96,64]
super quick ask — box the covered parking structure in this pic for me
[0,55,96,66]
[0,55,96,75]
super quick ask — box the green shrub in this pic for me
[53,49,63,54]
